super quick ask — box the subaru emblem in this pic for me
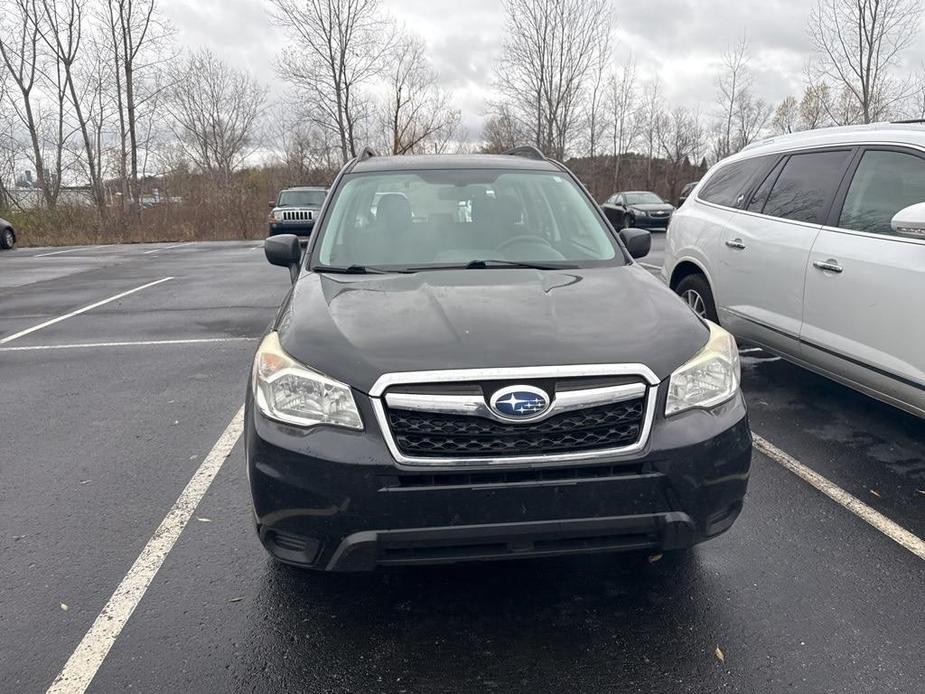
[489,385,551,420]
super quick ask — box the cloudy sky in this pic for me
[160,0,925,137]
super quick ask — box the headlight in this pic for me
[252,332,363,430]
[633,208,647,217]
[272,210,284,221]
[665,321,740,416]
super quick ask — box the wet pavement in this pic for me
[1,239,922,693]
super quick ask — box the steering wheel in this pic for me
[495,234,564,259]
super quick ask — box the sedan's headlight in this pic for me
[633,208,647,217]
[252,332,362,429]
[665,321,740,416]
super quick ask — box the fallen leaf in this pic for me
[228,597,244,603]
[714,646,725,663]
[870,489,881,498]
[13,535,26,541]
[648,553,663,563]
[916,490,925,496]
[80,480,91,485]
[196,517,212,523]
[60,603,69,611]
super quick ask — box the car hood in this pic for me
[277,266,708,393]
[630,203,674,213]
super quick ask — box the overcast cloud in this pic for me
[160,0,925,137]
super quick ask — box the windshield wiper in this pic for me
[313,264,414,275]
[464,259,574,270]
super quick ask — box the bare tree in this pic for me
[637,77,664,189]
[715,35,751,159]
[733,89,772,148]
[0,0,63,206]
[809,0,921,124]
[270,0,393,163]
[771,95,800,133]
[607,56,638,189]
[584,32,611,158]
[168,49,266,179]
[659,106,704,201]
[799,82,831,129]
[103,0,170,205]
[495,0,611,159]
[481,103,526,153]
[39,0,108,212]
[380,33,460,155]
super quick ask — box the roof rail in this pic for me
[357,146,378,162]
[502,145,546,161]
[891,119,925,125]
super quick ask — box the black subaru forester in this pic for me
[246,147,751,571]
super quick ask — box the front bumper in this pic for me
[268,220,315,237]
[246,388,751,571]
[631,214,672,229]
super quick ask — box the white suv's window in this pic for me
[698,156,769,208]
[838,150,925,236]
[761,150,852,224]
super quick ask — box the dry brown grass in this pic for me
[6,165,337,248]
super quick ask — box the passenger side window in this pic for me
[698,156,769,208]
[762,150,851,224]
[838,150,925,235]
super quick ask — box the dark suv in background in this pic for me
[268,186,328,238]
[248,147,751,571]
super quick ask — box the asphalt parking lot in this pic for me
[1,237,923,693]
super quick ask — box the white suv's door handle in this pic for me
[813,259,843,273]
[725,239,746,249]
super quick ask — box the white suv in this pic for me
[662,123,925,418]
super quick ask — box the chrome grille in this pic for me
[369,365,659,467]
[282,209,313,221]
[387,400,644,458]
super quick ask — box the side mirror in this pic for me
[268,200,276,209]
[891,202,925,239]
[265,234,302,283]
[620,228,651,259]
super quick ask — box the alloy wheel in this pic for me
[682,288,707,317]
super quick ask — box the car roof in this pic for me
[735,122,925,161]
[351,153,560,173]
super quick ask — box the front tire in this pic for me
[0,227,14,250]
[675,273,718,322]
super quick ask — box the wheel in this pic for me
[675,273,718,322]
[0,227,14,250]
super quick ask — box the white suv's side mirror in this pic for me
[890,202,925,239]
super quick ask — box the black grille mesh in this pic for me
[387,399,645,458]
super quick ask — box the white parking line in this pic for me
[0,277,173,344]
[143,243,190,254]
[33,245,114,258]
[0,337,255,352]
[754,434,925,561]
[46,405,245,694]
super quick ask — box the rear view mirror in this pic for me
[265,234,302,283]
[891,202,925,239]
[619,228,651,259]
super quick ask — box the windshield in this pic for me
[625,192,665,205]
[313,169,623,270]
[278,190,326,207]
